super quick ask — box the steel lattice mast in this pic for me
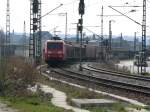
[141,0,146,74]
[29,0,41,64]
[6,0,10,56]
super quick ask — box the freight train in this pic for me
[43,38,100,65]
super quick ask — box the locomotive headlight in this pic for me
[57,51,63,54]
[48,51,52,54]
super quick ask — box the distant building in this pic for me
[111,37,141,51]
[1,31,53,58]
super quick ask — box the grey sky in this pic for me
[0,0,150,36]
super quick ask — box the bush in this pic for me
[0,57,38,97]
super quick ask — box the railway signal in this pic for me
[78,0,85,71]
[79,0,85,15]
[77,19,83,32]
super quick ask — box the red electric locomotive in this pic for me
[44,39,65,64]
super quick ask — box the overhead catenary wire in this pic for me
[42,0,149,37]
[108,6,142,26]
[110,5,142,7]
[41,4,63,19]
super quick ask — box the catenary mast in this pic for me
[29,0,42,64]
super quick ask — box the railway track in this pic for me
[84,64,150,82]
[44,66,150,97]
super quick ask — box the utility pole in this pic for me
[100,6,104,60]
[108,20,112,59]
[134,32,140,74]
[76,23,79,43]
[100,6,104,44]
[141,0,146,74]
[65,12,68,41]
[120,33,123,48]
[23,21,26,58]
[134,32,137,53]
[58,12,68,41]
[54,27,56,36]
[78,0,85,71]
[108,20,115,54]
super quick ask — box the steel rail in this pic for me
[48,67,150,96]
[85,65,150,82]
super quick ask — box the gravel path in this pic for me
[40,84,89,112]
[0,103,18,112]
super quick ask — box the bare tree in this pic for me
[0,29,5,44]
[4,57,38,96]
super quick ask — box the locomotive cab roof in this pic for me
[46,39,65,44]
[52,36,62,40]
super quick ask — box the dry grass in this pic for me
[0,56,38,97]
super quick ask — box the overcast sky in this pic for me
[0,0,150,37]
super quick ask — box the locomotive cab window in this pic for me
[47,43,63,49]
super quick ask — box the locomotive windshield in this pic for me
[47,43,63,49]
